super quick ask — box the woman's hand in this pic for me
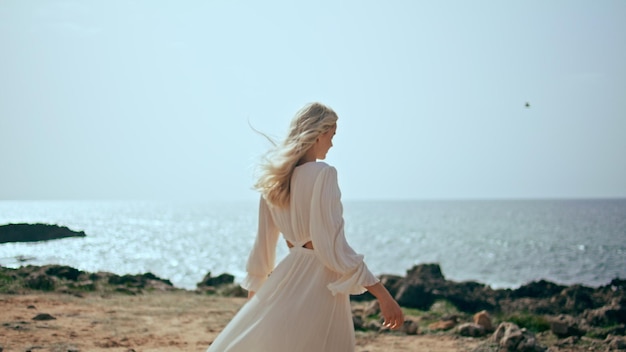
[365,282,405,330]
[379,296,404,330]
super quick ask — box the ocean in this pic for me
[0,199,625,290]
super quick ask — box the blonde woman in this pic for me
[206,102,404,351]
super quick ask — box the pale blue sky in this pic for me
[1,1,625,201]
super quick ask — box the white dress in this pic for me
[206,162,379,352]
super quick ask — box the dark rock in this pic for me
[45,265,83,281]
[108,272,173,289]
[444,280,498,313]
[217,283,247,298]
[606,335,626,350]
[379,274,404,298]
[549,314,585,338]
[32,313,56,321]
[552,284,598,314]
[511,280,566,299]
[366,319,382,331]
[352,314,365,331]
[196,272,245,297]
[401,319,419,335]
[394,263,445,309]
[0,223,86,243]
[583,304,626,326]
[393,263,498,312]
[458,322,486,337]
[196,272,234,288]
[491,322,546,352]
[395,280,437,309]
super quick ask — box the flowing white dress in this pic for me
[206,162,379,352]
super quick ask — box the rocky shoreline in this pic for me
[1,262,624,351]
[1,224,624,350]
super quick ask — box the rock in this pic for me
[549,314,585,338]
[45,265,83,281]
[366,319,382,331]
[0,223,86,243]
[394,264,445,309]
[583,304,626,326]
[458,322,486,337]
[392,264,498,312]
[352,314,365,330]
[473,310,494,332]
[32,313,56,321]
[363,300,380,317]
[552,284,598,314]
[444,281,498,313]
[379,274,404,298]
[428,317,458,331]
[196,272,235,288]
[553,335,580,347]
[400,319,419,335]
[217,283,247,298]
[606,335,626,350]
[108,272,174,290]
[491,322,546,352]
[511,280,567,299]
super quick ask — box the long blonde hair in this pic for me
[254,102,338,208]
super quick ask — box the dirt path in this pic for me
[1,292,480,352]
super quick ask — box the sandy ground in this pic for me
[0,291,482,352]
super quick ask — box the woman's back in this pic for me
[269,161,331,248]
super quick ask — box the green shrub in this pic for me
[506,313,550,333]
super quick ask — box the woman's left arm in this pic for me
[310,166,380,296]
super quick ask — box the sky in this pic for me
[1,1,625,201]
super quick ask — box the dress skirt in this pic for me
[206,246,356,352]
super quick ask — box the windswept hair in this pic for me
[254,102,338,208]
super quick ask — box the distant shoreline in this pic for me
[0,223,86,244]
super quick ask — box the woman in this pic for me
[206,102,404,351]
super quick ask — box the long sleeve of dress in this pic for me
[240,196,280,292]
[310,166,380,296]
